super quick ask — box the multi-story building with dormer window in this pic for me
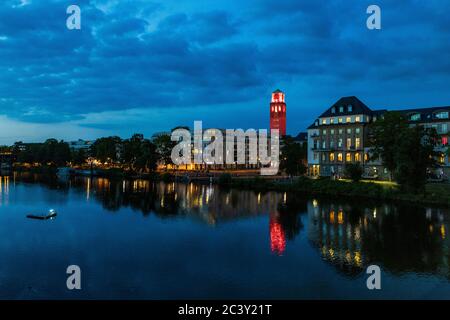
[307,96,450,179]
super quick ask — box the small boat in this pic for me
[26,209,58,220]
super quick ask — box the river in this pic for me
[0,172,449,299]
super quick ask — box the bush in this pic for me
[344,163,363,182]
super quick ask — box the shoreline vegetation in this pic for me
[9,165,450,207]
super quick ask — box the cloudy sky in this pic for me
[0,0,449,144]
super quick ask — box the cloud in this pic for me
[0,0,449,142]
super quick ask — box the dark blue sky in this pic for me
[0,0,449,143]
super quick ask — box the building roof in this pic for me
[294,132,307,141]
[273,89,283,93]
[318,96,373,118]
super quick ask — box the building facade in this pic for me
[307,96,450,179]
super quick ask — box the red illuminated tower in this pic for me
[270,89,286,136]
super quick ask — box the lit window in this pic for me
[322,129,327,135]
[442,136,448,146]
[436,111,449,119]
[271,106,274,112]
[330,118,335,124]
[322,141,326,149]
[338,118,343,123]
[347,128,352,134]
[330,129,335,134]
[337,153,343,162]
[339,129,343,134]
[322,119,327,125]
[355,128,361,134]
[346,153,352,162]
[330,153,335,161]
[364,153,369,161]
[355,153,360,162]
[355,116,361,122]
[346,117,351,123]
[278,106,281,111]
[410,113,421,121]
[355,138,360,149]
[338,138,343,148]
[346,138,352,149]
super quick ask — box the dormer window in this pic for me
[339,106,344,113]
[331,107,336,114]
[410,113,421,121]
[348,105,353,112]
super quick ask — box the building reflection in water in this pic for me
[307,199,450,278]
[2,172,450,278]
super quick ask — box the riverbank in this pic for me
[219,175,450,207]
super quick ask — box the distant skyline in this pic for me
[1,0,450,144]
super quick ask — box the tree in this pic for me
[71,148,87,166]
[393,126,438,192]
[90,136,122,163]
[344,163,363,182]
[370,112,408,181]
[152,133,176,169]
[370,112,438,192]
[134,139,158,173]
[280,136,307,176]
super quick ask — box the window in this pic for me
[331,107,336,114]
[355,138,361,149]
[346,117,352,123]
[322,154,326,161]
[322,141,326,149]
[330,118,335,124]
[355,116,361,122]
[355,153,360,162]
[347,128,352,134]
[436,111,449,119]
[346,153,352,162]
[330,140,334,148]
[355,128,361,134]
[364,153,369,161]
[337,153,343,162]
[338,138,343,148]
[338,118,343,123]
[441,123,448,134]
[442,136,448,146]
[410,113,421,121]
[322,119,327,125]
[322,129,327,135]
[438,154,445,164]
[339,106,344,113]
[339,129,343,134]
[348,105,353,112]
[314,153,318,160]
[330,153,335,161]
[330,129,335,134]
[346,138,352,149]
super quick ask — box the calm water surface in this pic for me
[0,173,449,299]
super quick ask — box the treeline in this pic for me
[8,133,175,172]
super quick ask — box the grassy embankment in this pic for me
[218,174,450,207]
